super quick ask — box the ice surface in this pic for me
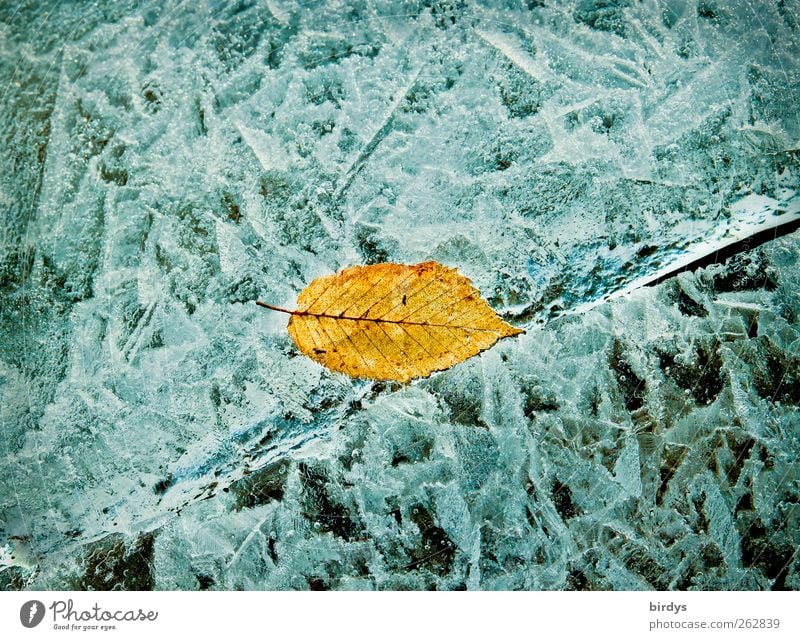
[1,0,799,590]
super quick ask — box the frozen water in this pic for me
[1,0,799,590]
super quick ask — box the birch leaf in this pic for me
[258,261,524,382]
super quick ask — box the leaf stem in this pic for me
[256,301,295,314]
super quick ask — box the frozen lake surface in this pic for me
[1,0,799,589]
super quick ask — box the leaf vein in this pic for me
[339,269,395,316]
[310,271,361,313]
[398,323,435,360]
[395,286,454,322]
[382,271,439,318]
[362,270,417,318]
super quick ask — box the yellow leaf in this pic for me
[257,261,524,382]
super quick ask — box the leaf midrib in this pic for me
[257,302,506,333]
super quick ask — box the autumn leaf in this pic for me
[257,261,524,382]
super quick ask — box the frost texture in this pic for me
[1,0,799,590]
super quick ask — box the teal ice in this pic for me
[1,0,799,590]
